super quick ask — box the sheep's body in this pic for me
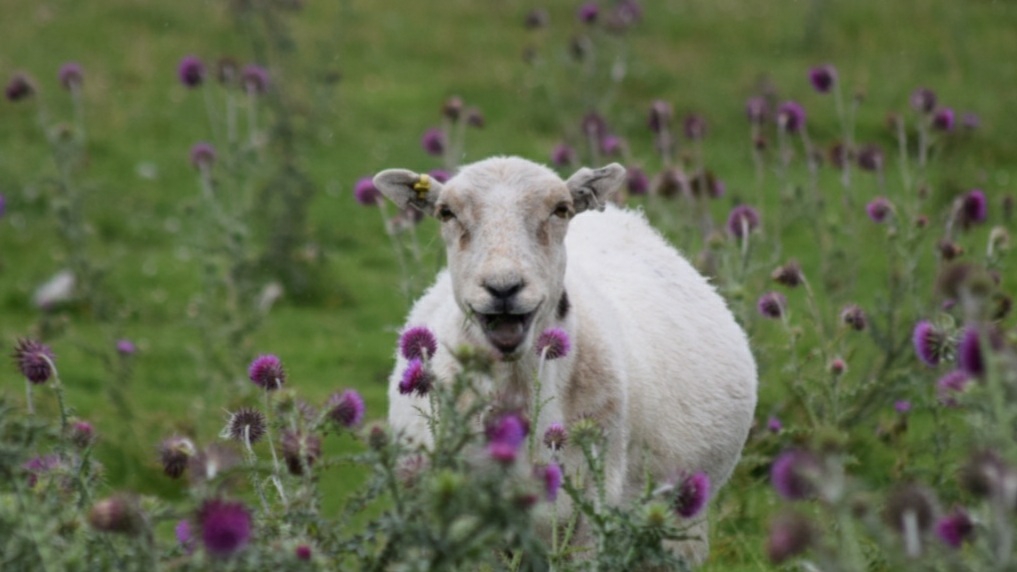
[377,157,757,565]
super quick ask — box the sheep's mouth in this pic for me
[477,311,536,355]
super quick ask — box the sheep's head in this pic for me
[375,157,625,357]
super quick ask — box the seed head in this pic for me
[910,87,937,114]
[543,422,568,451]
[327,389,365,428]
[189,142,216,170]
[69,420,97,449]
[248,354,285,391]
[808,64,837,93]
[159,436,196,479]
[673,471,711,518]
[5,73,34,101]
[177,55,206,88]
[222,407,267,444]
[840,304,867,331]
[766,510,816,564]
[281,431,322,475]
[241,64,270,94]
[198,499,252,556]
[58,62,84,91]
[937,239,964,260]
[771,261,804,288]
[13,338,55,384]
[399,326,438,361]
[726,204,760,238]
[866,197,893,223]
[88,495,141,535]
[912,321,945,366]
[535,328,571,360]
[465,107,485,128]
[770,449,821,501]
[856,144,884,172]
[757,292,787,319]
[398,359,433,397]
[777,101,806,133]
[420,127,445,156]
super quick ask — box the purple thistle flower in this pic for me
[222,407,267,444]
[189,142,216,170]
[958,188,988,226]
[962,112,980,130]
[536,328,571,360]
[241,64,270,94]
[777,101,806,133]
[160,436,196,479]
[829,357,847,376]
[399,326,438,361]
[551,143,576,167]
[957,327,985,378]
[856,144,884,172]
[626,166,649,195]
[327,389,365,427]
[22,454,62,487]
[581,112,608,139]
[577,2,599,23]
[487,414,527,449]
[178,55,206,88]
[176,519,194,553]
[767,416,783,433]
[538,462,563,501]
[894,400,912,414]
[465,107,485,128]
[70,420,96,448]
[116,339,137,355]
[935,509,974,548]
[5,73,34,101]
[766,511,816,564]
[281,431,322,475]
[757,292,787,319]
[295,544,312,561]
[398,358,433,396]
[683,113,707,140]
[726,204,760,238]
[648,100,673,133]
[198,499,252,556]
[599,134,623,156]
[543,422,568,451]
[428,169,451,183]
[420,127,445,156]
[58,62,84,91]
[487,441,519,464]
[673,472,711,518]
[910,87,937,114]
[912,320,944,366]
[13,338,55,384]
[354,176,382,206]
[937,370,972,406]
[771,449,821,501]
[932,107,955,131]
[865,197,893,223]
[745,96,768,124]
[248,354,285,390]
[808,65,837,93]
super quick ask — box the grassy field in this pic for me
[2,0,1016,568]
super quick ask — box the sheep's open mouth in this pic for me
[477,311,536,354]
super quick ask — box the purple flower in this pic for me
[962,112,980,130]
[538,462,563,501]
[808,65,837,93]
[726,205,760,238]
[683,113,707,140]
[465,108,485,128]
[70,420,96,448]
[420,127,445,156]
[777,101,806,133]
[745,96,768,123]
[912,321,944,366]
[116,339,137,355]
[581,112,608,139]
[353,177,382,206]
[957,327,985,378]
[295,544,312,561]
[767,416,783,433]
[535,328,571,360]
[487,414,527,449]
[23,454,62,487]
[766,511,815,564]
[12,338,55,384]
[865,197,893,223]
[936,509,974,548]
[248,354,285,390]
[840,304,867,331]
[189,142,216,170]
[281,431,322,475]
[178,55,206,88]
[487,441,518,464]
[673,472,711,518]
[160,436,196,479]
[856,144,884,172]
[757,292,787,319]
[398,358,433,396]
[958,188,988,226]
[551,143,576,167]
[399,326,438,361]
[543,422,568,451]
[327,389,365,427]
[577,2,599,23]
[241,64,270,94]
[910,87,937,114]
[932,107,955,131]
[894,400,912,414]
[626,166,649,195]
[222,407,267,444]
[5,73,34,101]
[176,519,194,553]
[648,100,672,133]
[599,134,623,156]
[770,449,821,501]
[199,499,252,556]
[428,169,451,183]
[58,62,84,91]
[937,370,972,406]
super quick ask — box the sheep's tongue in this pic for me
[486,319,526,351]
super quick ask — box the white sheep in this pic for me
[373,156,757,565]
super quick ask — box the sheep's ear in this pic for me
[373,169,444,213]
[565,163,626,213]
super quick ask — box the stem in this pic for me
[25,379,35,416]
[263,390,288,507]
[243,425,271,513]
[41,355,68,433]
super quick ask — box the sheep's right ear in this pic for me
[373,169,444,213]
[566,163,626,214]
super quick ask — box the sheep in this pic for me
[373,156,758,565]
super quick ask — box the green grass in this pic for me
[2,0,1016,567]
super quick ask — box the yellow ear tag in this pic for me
[412,174,431,200]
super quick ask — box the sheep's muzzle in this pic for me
[477,311,536,355]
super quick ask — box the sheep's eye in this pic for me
[552,203,573,219]
[437,206,456,222]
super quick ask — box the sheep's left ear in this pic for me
[565,163,626,213]
[373,169,444,213]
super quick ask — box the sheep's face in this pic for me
[374,157,625,358]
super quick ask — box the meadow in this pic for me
[2,0,1016,569]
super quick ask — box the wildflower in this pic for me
[745,96,768,124]
[281,431,322,475]
[932,107,955,131]
[935,509,974,548]
[223,407,267,445]
[957,188,988,227]
[538,462,563,501]
[160,436,196,479]
[551,143,576,167]
[429,169,451,183]
[910,87,937,114]
[757,292,787,319]
[912,321,945,366]
[247,354,285,391]
[626,166,649,195]
[840,304,867,331]
[856,144,884,172]
[648,100,672,133]
[957,327,986,378]
[673,472,711,518]
[465,107,485,128]
[577,2,599,23]
[241,64,270,94]
[420,127,445,156]
[69,420,96,448]
[535,328,571,360]
[937,370,971,406]
[487,413,527,449]
[770,449,821,500]
[776,101,806,133]
[766,511,816,564]
[581,112,608,139]
[808,65,836,93]
[524,8,550,29]
[726,204,760,238]
[599,134,623,156]
[58,62,84,91]
[354,176,382,206]
[708,178,726,198]
[295,544,313,560]
[399,326,438,361]
[23,454,63,487]
[771,261,804,288]
[116,339,137,355]
[189,142,216,170]
[961,112,980,130]
[5,73,34,101]
[88,495,141,534]
[829,357,847,376]
[13,338,55,384]
[368,425,389,450]
[176,520,194,553]
[937,239,964,260]
[683,113,707,140]
[865,197,893,223]
[441,95,463,120]
[398,359,433,396]
[198,499,252,556]
[327,389,365,427]
[543,422,568,451]
[894,400,912,414]
[177,55,206,88]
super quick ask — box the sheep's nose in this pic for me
[483,280,524,302]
